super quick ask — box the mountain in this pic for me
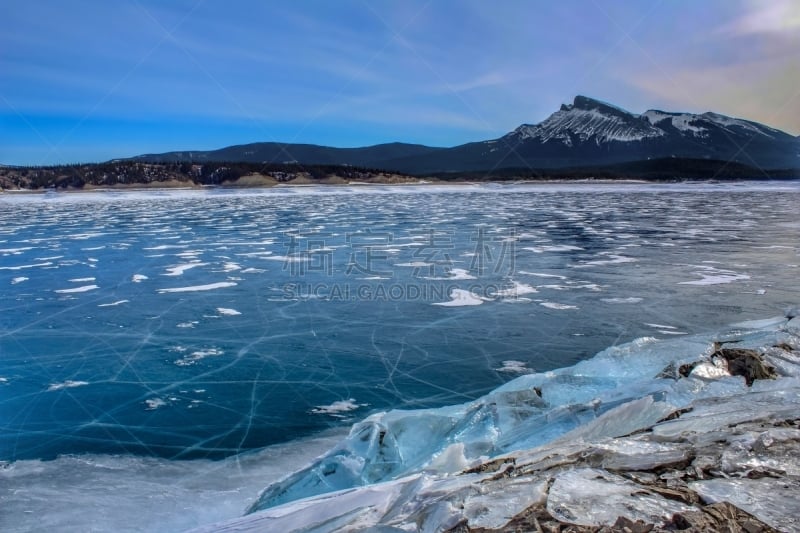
[132,96,800,174]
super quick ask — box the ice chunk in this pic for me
[718,427,800,477]
[427,443,469,474]
[653,387,800,440]
[595,438,691,471]
[461,477,548,530]
[547,468,695,527]
[555,396,676,443]
[690,478,800,532]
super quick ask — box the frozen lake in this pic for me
[1,181,799,530]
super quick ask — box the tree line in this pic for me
[0,161,398,189]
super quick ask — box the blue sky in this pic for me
[1,0,798,165]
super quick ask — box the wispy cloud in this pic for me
[720,0,800,36]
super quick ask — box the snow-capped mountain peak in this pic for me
[511,95,665,146]
[502,95,797,164]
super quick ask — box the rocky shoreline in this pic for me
[192,310,800,532]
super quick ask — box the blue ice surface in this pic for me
[1,181,799,464]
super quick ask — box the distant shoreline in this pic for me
[3,177,764,195]
[2,157,798,192]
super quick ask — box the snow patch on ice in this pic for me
[98,300,129,307]
[55,284,99,294]
[164,262,207,276]
[158,282,237,293]
[433,289,487,307]
[175,348,224,367]
[311,399,367,416]
[265,255,308,263]
[576,254,637,267]
[0,262,53,270]
[145,398,167,410]
[524,244,583,253]
[519,271,567,279]
[603,297,643,304]
[493,281,538,298]
[424,268,476,280]
[679,266,750,286]
[395,261,434,268]
[495,360,533,374]
[540,302,579,310]
[47,380,89,391]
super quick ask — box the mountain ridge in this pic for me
[129,95,799,174]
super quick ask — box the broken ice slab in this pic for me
[553,396,676,444]
[546,468,696,527]
[766,348,800,377]
[690,478,800,532]
[652,387,800,441]
[719,427,800,477]
[593,438,691,471]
